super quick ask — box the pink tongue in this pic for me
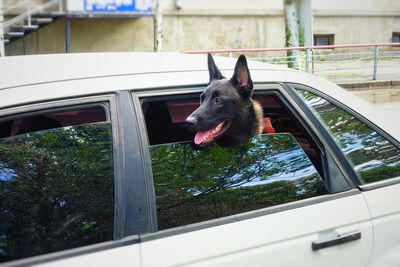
[195,131,210,145]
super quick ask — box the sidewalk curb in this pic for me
[338,80,400,90]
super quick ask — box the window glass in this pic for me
[0,107,114,262]
[296,89,400,184]
[392,32,400,43]
[142,95,324,177]
[150,134,327,230]
[314,34,335,46]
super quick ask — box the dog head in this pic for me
[186,53,255,146]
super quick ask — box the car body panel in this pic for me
[362,183,400,267]
[140,192,372,267]
[32,243,140,267]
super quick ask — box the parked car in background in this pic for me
[0,53,399,267]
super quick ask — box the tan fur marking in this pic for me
[252,100,264,135]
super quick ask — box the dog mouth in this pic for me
[194,120,231,146]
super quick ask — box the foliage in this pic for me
[151,134,327,230]
[297,90,400,184]
[0,123,114,262]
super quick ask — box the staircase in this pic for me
[1,0,62,47]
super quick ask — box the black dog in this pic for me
[186,54,264,147]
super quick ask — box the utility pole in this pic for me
[0,0,5,57]
[284,0,300,69]
[154,0,163,52]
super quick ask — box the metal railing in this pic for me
[2,0,62,29]
[185,43,400,83]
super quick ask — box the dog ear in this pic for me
[207,53,225,83]
[231,55,253,98]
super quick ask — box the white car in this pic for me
[0,53,399,267]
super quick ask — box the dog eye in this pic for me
[214,97,223,104]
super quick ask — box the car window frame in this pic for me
[0,93,143,267]
[284,83,400,191]
[131,83,355,238]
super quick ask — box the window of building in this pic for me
[314,34,335,46]
[392,32,400,43]
[0,106,115,262]
[295,89,400,184]
[142,92,329,231]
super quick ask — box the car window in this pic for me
[143,94,325,176]
[0,106,114,263]
[151,134,327,230]
[141,94,328,231]
[295,89,400,184]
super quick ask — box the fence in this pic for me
[185,43,400,84]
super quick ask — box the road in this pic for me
[313,57,400,84]
[348,86,400,115]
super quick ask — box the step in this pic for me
[5,32,24,38]
[2,39,10,45]
[31,18,53,24]
[11,25,40,31]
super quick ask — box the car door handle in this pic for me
[312,232,361,251]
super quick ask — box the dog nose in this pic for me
[185,116,197,130]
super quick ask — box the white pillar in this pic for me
[284,0,300,69]
[0,0,5,57]
[154,0,163,52]
[298,0,313,46]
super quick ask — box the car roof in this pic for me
[0,52,286,90]
[1,52,398,140]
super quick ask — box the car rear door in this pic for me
[133,86,373,267]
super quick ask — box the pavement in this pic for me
[301,54,400,113]
[345,84,400,115]
[312,57,400,84]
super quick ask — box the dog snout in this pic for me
[185,115,198,130]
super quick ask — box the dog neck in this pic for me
[217,99,264,147]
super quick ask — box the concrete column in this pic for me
[297,0,313,46]
[0,0,5,57]
[154,0,163,52]
[285,0,300,69]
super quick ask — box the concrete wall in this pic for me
[4,0,400,56]
[6,18,66,55]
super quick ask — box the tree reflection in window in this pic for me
[150,133,327,230]
[296,89,400,184]
[0,122,114,262]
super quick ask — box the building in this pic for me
[2,0,400,56]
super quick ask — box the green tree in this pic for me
[0,123,114,262]
[151,134,327,230]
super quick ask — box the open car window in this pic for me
[142,93,325,178]
[150,133,328,230]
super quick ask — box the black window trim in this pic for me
[0,94,130,266]
[284,83,400,191]
[132,83,354,238]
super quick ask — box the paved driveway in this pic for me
[348,86,400,118]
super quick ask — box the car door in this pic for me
[0,92,141,267]
[132,85,373,267]
[292,85,400,266]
